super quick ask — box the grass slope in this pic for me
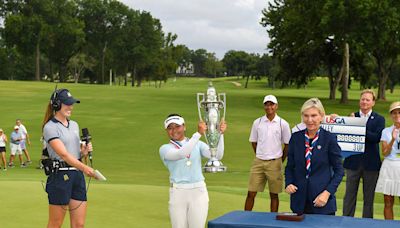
[0,77,399,227]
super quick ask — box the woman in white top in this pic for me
[159,114,226,228]
[375,101,400,219]
[0,128,7,170]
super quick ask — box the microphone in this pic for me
[81,128,92,161]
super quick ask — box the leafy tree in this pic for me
[134,11,163,86]
[204,52,223,78]
[355,0,400,100]
[174,44,192,75]
[191,49,208,76]
[222,50,250,77]
[2,0,54,80]
[263,0,400,101]
[388,57,400,93]
[77,0,131,84]
[67,52,96,83]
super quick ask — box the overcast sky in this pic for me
[119,0,271,59]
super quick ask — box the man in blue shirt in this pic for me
[9,125,25,168]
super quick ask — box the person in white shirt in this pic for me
[244,95,291,212]
[375,101,400,220]
[0,128,8,170]
[16,119,32,164]
[159,114,227,228]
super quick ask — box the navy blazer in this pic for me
[285,128,344,214]
[343,111,385,171]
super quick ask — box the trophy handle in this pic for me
[219,93,226,121]
[197,93,205,121]
[197,93,211,145]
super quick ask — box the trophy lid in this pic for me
[206,83,217,101]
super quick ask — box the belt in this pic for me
[170,181,206,189]
[58,167,77,171]
[58,161,72,168]
[58,160,81,168]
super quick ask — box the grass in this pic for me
[0,77,399,227]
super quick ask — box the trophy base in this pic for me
[203,159,227,173]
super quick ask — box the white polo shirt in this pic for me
[18,124,28,140]
[249,115,291,160]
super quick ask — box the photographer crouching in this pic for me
[42,88,97,228]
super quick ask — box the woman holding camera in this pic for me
[42,89,96,228]
[159,114,226,228]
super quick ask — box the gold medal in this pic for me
[186,160,192,166]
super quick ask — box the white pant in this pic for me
[169,184,209,228]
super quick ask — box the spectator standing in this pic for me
[9,126,25,168]
[244,95,291,212]
[343,89,385,218]
[375,101,400,219]
[16,119,32,164]
[0,128,8,170]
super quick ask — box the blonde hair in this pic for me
[301,98,325,116]
[360,89,376,101]
[42,103,54,131]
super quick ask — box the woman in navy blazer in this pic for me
[285,98,344,215]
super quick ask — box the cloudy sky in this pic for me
[120,0,271,59]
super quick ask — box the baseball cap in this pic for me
[58,89,80,105]
[389,101,400,113]
[164,116,185,129]
[263,95,278,104]
[0,128,3,132]
[14,125,19,130]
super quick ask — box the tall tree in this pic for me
[134,11,163,86]
[45,0,84,82]
[2,0,54,81]
[356,0,400,100]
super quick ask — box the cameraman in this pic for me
[42,89,96,228]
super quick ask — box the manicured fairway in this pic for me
[0,78,399,227]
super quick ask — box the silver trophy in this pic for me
[197,82,227,173]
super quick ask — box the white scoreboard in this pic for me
[321,116,367,158]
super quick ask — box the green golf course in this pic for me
[0,77,399,227]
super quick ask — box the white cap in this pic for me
[0,128,3,132]
[389,101,400,113]
[164,116,185,129]
[14,125,19,130]
[263,95,278,104]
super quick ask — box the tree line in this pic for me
[262,0,400,102]
[0,0,277,88]
[0,0,220,86]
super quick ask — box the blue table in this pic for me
[208,211,400,228]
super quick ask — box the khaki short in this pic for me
[248,157,283,193]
